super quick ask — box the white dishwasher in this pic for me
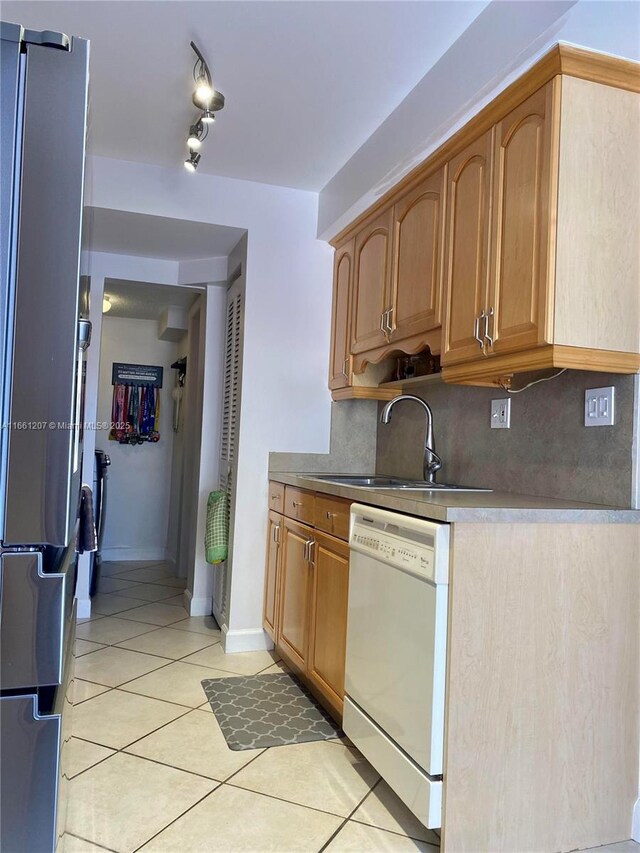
[344,504,450,829]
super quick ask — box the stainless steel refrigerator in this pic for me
[0,21,90,853]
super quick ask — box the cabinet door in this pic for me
[263,510,282,641]
[351,209,393,355]
[277,518,313,671]
[328,240,354,391]
[442,130,493,365]
[488,82,556,355]
[308,531,349,716]
[390,167,446,341]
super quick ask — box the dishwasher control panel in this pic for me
[350,505,450,584]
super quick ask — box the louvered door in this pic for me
[213,277,245,627]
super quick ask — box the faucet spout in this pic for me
[380,394,442,483]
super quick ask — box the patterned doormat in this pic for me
[201,672,343,751]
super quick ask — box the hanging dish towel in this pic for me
[205,490,228,564]
[77,485,97,554]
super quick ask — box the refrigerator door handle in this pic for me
[0,537,77,691]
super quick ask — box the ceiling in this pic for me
[84,207,244,259]
[4,1,488,190]
[103,278,201,321]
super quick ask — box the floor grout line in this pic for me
[317,774,383,852]
[129,785,218,853]
[224,777,366,823]
[123,750,279,853]
[70,704,195,772]
[64,831,118,852]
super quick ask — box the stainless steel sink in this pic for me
[312,475,491,492]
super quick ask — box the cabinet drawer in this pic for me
[314,495,351,541]
[284,487,315,525]
[268,481,285,511]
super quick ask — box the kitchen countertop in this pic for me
[270,472,640,523]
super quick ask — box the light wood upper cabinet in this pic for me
[329,49,640,388]
[262,510,282,641]
[488,82,556,355]
[442,130,493,365]
[277,518,313,671]
[351,209,393,355]
[308,531,350,717]
[328,239,354,391]
[390,167,446,343]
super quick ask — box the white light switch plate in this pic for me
[491,398,511,429]
[584,386,615,427]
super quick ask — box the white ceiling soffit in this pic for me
[318,0,582,238]
[3,0,489,190]
[103,278,200,321]
[83,206,245,260]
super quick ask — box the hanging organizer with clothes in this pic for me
[110,363,162,445]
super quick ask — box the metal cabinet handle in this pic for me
[386,307,394,336]
[292,500,301,507]
[326,511,335,520]
[380,312,387,335]
[474,310,486,349]
[303,538,314,562]
[308,539,316,567]
[272,524,280,544]
[342,357,349,379]
[270,493,281,502]
[484,307,495,348]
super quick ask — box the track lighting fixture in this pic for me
[184,41,224,171]
[184,151,201,172]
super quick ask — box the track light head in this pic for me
[187,122,204,150]
[184,151,201,173]
[200,109,216,125]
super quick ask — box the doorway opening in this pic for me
[92,279,202,603]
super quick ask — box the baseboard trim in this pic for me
[76,597,91,620]
[101,546,168,562]
[632,796,640,842]
[184,589,212,617]
[222,626,274,654]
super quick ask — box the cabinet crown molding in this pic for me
[330,43,640,250]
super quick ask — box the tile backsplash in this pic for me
[376,371,639,508]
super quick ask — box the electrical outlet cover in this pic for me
[584,386,615,427]
[491,398,511,429]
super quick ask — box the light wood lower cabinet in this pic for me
[277,517,313,672]
[262,510,282,641]
[264,487,351,719]
[307,531,349,716]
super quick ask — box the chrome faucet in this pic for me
[380,394,442,484]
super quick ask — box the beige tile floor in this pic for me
[63,559,640,853]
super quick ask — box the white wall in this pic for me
[317,0,640,238]
[83,157,334,642]
[96,315,177,562]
